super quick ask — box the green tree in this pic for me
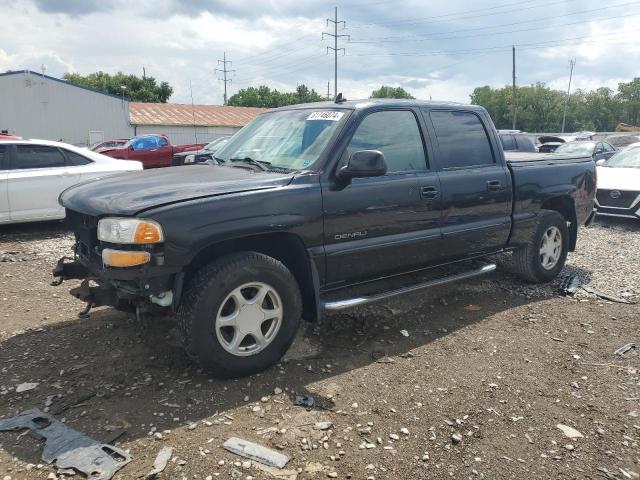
[617,78,640,126]
[227,84,324,108]
[370,85,415,99]
[63,71,173,102]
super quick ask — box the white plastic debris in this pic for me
[223,437,289,469]
[146,446,172,478]
[400,330,409,337]
[15,383,39,393]
[556,424,583,439]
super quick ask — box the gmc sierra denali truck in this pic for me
[52,99,596,377]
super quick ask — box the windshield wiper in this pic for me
[228,156,271,171]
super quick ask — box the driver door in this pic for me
[321,109,444,287]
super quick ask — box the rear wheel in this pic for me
[511,211,569,283]
[177,252,302,377]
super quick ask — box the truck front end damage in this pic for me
[52,209,180,316]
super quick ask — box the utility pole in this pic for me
[323,7,349,99]
[327,80,330,100]
[561,59,576,134]
[512,46,517,130]
[215,52,235,105]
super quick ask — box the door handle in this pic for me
[420,186,439,199]
[486,180,503,192]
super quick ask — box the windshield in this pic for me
[215,109,349,171]
[602,147,640,169]
[555,142,595,155]
[204,137,228,151]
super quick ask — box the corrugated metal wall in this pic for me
[0,72,133,146]
[134,125,241,146]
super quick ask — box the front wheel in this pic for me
[177,252,302,377]
[511,211,569,283]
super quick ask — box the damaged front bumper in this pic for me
[52,251,183,315]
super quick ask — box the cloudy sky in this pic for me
[1,0,639,105]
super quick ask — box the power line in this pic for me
[350,0,639,41]
[215,52,235,105]
[323,6,349,98]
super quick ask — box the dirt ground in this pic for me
[0,218,639,480]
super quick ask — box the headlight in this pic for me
[97,218,164,244]
[184,154,196,163]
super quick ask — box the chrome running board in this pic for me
[321,262,497,311]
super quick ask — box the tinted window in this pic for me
[62,149,92,166]
[515,134,536,152]
[500,134,516,150]
[13,145,66,169]
[346,110,427,173]
[603,142,615,152]
[0,145,7,169]
[430,111,494,168]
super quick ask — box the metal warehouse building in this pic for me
[0,70,265,146]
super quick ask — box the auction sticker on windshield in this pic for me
[307,111,344,121]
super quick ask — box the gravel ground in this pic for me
[0,217,639,480]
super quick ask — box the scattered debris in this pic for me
[15,382,39,393]
[556,424,584,439]
[0,409,131,480]
[400,329,409,337]
[614,343,636,356]
[313,421,333,431]
[146,446,173,478]
[559,274,584,295]
[451,433,463,444]
[223,437,290,469]
[252,462,298,480]
[295,395,314,408]
[464,304,481,311]
[582,285,635,304]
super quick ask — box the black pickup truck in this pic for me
[53,99,596,377]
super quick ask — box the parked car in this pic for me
[171,136,231,166]
[0,139,142,224]
[0,133,21,140]
[90,139,129,153]
[100,134,207,168]
[604,134,640,149]
[555,141,616,161]
[53,99,596,377]
[498,130,536,152]
[595,146,640,220]
[537,135,565,153]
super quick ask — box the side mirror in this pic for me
[596,159,606,166]
[337,150,387,181]
[129,144,135,151]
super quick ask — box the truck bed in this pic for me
[505,151,592,165]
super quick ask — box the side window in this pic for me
[13,145,66,169]
[595,142,604,153]
[346,110,427,173]
[430,110,495,168]
[500,135,516,151]
[157,137,168,147]
[0,145,7,170]
[62,149,93,166]
[603,142,615,152]
[515,135,536,152]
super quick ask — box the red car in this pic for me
[100,134,207,168]
[0,133,21,140]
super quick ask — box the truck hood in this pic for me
[60,165,295,216]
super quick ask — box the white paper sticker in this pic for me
[307,111,344,121]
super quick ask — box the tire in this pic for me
[511,211,569,283]
[177,252,302,378]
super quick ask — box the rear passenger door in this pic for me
[8,144,74,221]
[322,109,443,286]
[426,110,512,260]
[0,144,9,223]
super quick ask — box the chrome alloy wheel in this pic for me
[539,226,562,270]
[215,282,283,356]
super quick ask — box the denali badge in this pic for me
[335,231,367,240]
[610,190,622,199]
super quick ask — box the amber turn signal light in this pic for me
[102,248,151,267]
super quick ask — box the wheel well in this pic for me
[184,233,319,322]
[541,196,577,251]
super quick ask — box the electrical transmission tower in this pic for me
[215,52,235,105]
[323,7,349,99]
